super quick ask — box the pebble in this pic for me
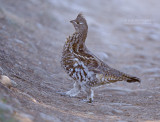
[0,75,17,88]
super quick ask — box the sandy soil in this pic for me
[0,0,160,121]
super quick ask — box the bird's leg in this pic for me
[66,81,81,97]
[82,84,94,103]
[86,88,94,103]
[57,81,81,97]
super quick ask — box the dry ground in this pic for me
[0,0,160,122]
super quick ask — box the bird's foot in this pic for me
[56,91,78,98]
[81,98,93,103]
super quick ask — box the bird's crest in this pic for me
[76,13,86,23]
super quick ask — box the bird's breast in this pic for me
[61,54,95,82]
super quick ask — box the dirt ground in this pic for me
[0,0,160,122]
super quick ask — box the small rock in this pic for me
[0,75,17,88]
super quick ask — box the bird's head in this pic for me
[70,13,88,33]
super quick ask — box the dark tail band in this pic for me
[127,76,141,83]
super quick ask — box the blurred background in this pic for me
[0,0,160,121]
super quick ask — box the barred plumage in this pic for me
[60,13,140,103]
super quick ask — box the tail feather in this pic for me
[126,76,141,83]
[107,68,141,83]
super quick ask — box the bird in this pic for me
[60,13,140,103]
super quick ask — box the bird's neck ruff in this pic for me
[65,30,87,52]
[75,29,88,43]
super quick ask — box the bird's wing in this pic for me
[77,50,103,72]
[78,51,126,82]
[76,49,140,83]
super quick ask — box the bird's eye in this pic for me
[76,21,83,25]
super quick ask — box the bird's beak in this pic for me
[70,20,76,24]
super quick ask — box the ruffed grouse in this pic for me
[60,13,140,103]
